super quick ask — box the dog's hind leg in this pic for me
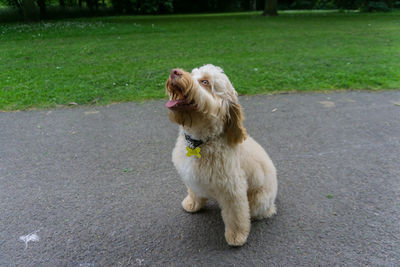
[182,187,207,213]
[247,160,278,220]
[248,188,277,220]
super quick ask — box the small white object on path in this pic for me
[19,230,40,249]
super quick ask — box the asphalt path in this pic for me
[1,91,399,266]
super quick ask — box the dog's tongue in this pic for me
[166,100,181,108]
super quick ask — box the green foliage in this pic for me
[109,0,173,14]
[173,0,246,13]
[1,0,398,23]
[0,8,23,23]
[278,0,397,12]
[335,0,397,11]
[0,0,174,22]
[1,11,399,110]
[290,0,315,9]
[334,0,359,9]
[43,6,115,19]
[314,0,336,9]
[0,0,19,8]
[0,6,116,22]
[362,1,391,11]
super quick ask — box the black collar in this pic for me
[184,133,204,149]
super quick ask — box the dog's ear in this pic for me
[165,78,171,95]
[226,101,247,145]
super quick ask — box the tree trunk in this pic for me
[22,0,39,21]
[262,0,277,16]
[252,0,257,11]
[86,0,93,10]
[13,0,23,14]
[59,0,65,7]
[37,0,46,19]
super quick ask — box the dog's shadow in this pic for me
[176,200,227,248]
[175,200,279,250]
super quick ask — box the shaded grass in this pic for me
[1,11,400,110]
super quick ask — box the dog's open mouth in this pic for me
[166,99,195,111]
[166,84,195,111]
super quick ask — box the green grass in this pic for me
[1,11,400,110]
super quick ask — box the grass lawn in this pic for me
[1,11,400,110]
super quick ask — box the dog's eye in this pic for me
[201,80,209,85]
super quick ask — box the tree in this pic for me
[22,0,39,21]
[262,0,277,16]
[36,0,46,19]
[12,0,23,11]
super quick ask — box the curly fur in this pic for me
[166,64,277,246]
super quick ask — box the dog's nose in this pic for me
[170,69,182,79]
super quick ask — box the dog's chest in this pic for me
[176,157,214,198]
[172,135,228,198]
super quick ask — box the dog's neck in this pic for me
[184,133,205,149]
[178,111,226,148]
[180,127,222,149]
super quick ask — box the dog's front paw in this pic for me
[225,228,249,247]
[181,195,203,213]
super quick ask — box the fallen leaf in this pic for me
[319,101,335,108]
[84,110,99,115]
[342,98,356,103]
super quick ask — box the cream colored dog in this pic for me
[165,64,277,246]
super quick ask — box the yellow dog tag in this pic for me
[186,146,201,159]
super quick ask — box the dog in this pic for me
[165,64,277,246]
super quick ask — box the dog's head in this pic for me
[165,64,247,145]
